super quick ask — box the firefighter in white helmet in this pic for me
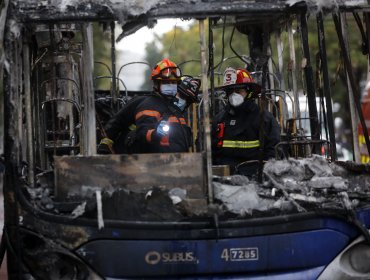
[212,67,280,177]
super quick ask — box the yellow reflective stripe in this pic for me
[361,155,370,163]
[128,124,136,131]
[359,134,370,163]
[359,134,365,145]
[100,138,114,145]
[222,140,260,148]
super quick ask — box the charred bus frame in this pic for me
[1,0,370,279]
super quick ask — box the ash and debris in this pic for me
[214,155,370,217]
[284,0,366,19]
[29,156,370,221]
[286,0,364,10]
[57,0,164,15]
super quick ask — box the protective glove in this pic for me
[177,76,201,103]
[97,137,114,154]
[155,120,170,137]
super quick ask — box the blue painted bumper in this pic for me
[77,229,347,278]
[106,266,325,280]
[76,208,370,278]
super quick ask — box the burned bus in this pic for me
[1,0,370,279]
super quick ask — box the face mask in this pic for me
[174,96,187,111]
[160,84,177,97]
[228,92,244,107]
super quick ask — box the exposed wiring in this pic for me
[264,89,294,119]
[117,61,151,78]
[251,71,281,89]
[264,172,307,213]
[168,21,178,55]
[94,61,112,75]
[264,95,281,121]
[229,26,249,65]
[93,76,128,99]
[32,48,48,71]
[213,16,226,70]
[178,59,201,69]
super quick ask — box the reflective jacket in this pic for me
[105,94,191,153]
[212,100,280,175]
[104,95,147,153]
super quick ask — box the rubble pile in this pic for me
[214,156,370,217]
[30,156,370,221]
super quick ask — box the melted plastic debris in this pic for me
[71,201,86,218]
[286,0,365,14]
[58,0,164,18]
[59,0,82,12]
[214,181,279,216]
[286,0,364,8]
[53,0,192,27]
[213,156,370,216]
[168,188,187,205]
[110,0,167,16]
[29,156,370,220]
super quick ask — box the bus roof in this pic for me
[9,0,370,26]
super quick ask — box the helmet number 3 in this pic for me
[223,67,237,85]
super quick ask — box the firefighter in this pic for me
[212,67,280,177]
[98,58,201,154]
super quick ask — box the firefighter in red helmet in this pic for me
[98,58,201,154]
[212,67,280,177]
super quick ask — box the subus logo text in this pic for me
[145,251,198,265]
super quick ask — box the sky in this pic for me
[115,19,192,90]
[116,18,192,53]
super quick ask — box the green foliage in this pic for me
[147,20,250,87]
[92,23,112,89]
[159,23,202,77]
[142,37,163,90]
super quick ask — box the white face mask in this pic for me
[228,92,244,107]
[174,96,187,111]
[160,83,177,96]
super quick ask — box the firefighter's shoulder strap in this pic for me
[104,94,153,139]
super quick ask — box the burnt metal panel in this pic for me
[9,0,370,24]
[8,1,370,44]
[54,153,205,199]
[8,0,293,24]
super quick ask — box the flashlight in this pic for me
[157,120,170,137]
[163,124,170,132]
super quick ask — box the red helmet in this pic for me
[236,68,255,84]
[151,58,182,81]
[222,67,261,96]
